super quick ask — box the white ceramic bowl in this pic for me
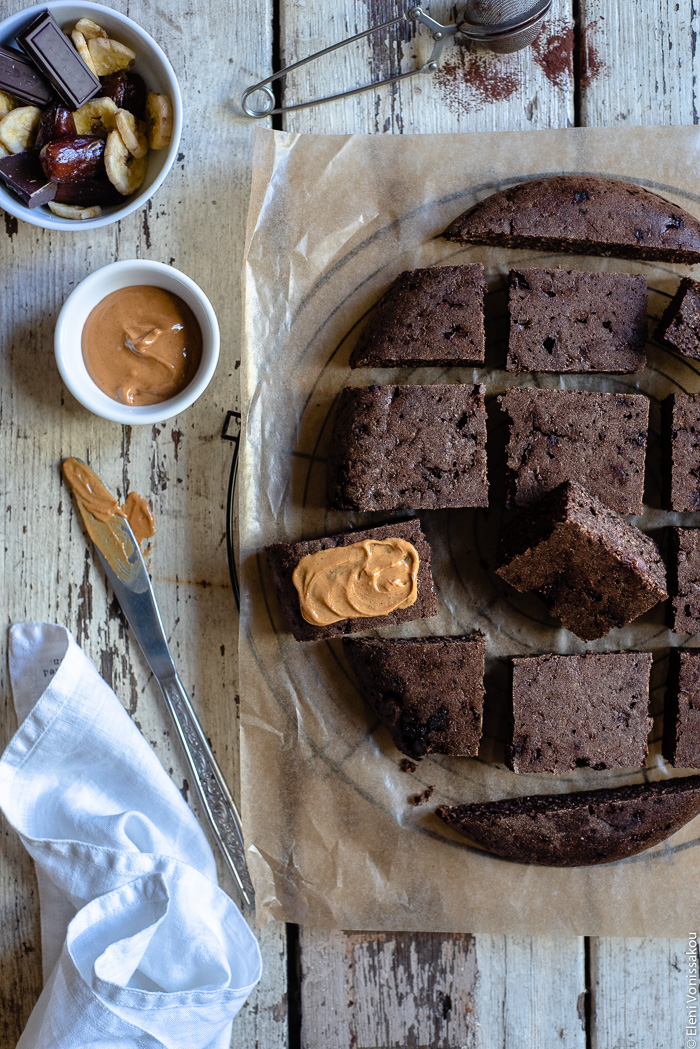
[55,260,220,423]
[0,1,182,230]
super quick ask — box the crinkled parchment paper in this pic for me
[240,124,700,934]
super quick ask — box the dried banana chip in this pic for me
[48,202,102,220]
[88,37,136,76]
[73,97,118,136]
[74,18,107,40]
[145,93,173,150]
[0,106,41,153]
[71,29,98,75]
[0,90,16,118]
[0,141,10,158]
[104,129,147,195]
[115,109,148,159]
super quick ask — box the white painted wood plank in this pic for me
[475,936,586,1049]
[590,937,691,1049]
[300,929,586,1049]
[300,928,480,1049]
[0,0,284,1044]
[279,0,574,134]
[579,0,700,127]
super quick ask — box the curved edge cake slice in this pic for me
[350,265,486,368]
[343,634,485,759]
[442,175,700,263]
[436,776,700,866]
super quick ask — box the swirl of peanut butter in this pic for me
[292,537,419,626]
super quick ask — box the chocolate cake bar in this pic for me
[669,528,700,635]
[506,267,647,373]
[509,652,652,774]
[443,175,700,263]
[496,481,667,642]
[499,386,649,514]
[327,383,488,511]
[436,776,700,866]
[350,265,486,368]
[664,650,700,768]
[266,518,437,642]
[656,277,700,361]
[663,393,700,511]
[343,635,486,759]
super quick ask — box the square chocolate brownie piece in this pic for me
[496,481,667,642]
[350,265,485,368]
[266,518,437,642]
[506,267,647,374]
[657,277,700,361]
[664,650,700,768]
[343,634,485,759]
[669,528,700,634]
[663,393,700,511]
[509,652,652,774]
[499,386,649,514]
[327,383,488,511]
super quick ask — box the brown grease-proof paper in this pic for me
[240,124,700,935]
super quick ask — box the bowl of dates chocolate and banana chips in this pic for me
[0,1,181,229]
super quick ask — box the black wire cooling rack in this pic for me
[222,409,242,613]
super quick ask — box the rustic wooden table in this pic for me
[0,1,696,1046]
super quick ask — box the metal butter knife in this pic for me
[63,458,255,913]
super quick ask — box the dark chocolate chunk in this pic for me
[0,151,57,208]
[17,9,100,109]
[436,776,700,866]
[509,652,652,774]
[0,44,53,106]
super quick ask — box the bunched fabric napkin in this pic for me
[0,622,262,1049]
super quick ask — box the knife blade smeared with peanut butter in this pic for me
[62,458,155,581]
[292,537,419,626]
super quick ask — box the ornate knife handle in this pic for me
[158,673,255,911]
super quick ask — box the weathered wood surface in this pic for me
[0,0,289,1046]
[0,0,697,1046]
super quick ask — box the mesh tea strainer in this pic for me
[241,0,552,117]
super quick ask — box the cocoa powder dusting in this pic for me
[580,22,605,88]
[532,23,574,89]
[434,45,521,114]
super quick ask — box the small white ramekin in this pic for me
[55,259,220,423]
[0,1,182,231]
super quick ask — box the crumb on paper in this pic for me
[411,785,435,807]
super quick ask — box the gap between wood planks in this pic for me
[272,3,594,1047]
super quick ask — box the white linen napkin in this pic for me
[0,622,262,1049]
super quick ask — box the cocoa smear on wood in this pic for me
[532,23,574,89]
[580,21,605,88]
[434,45,520,113]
